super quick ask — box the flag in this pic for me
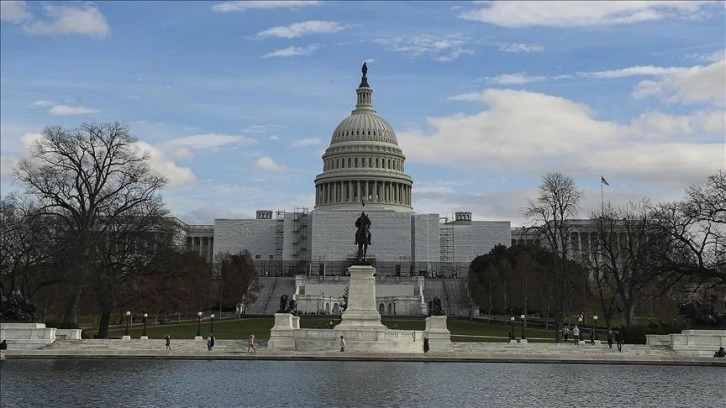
[601,176,609,186]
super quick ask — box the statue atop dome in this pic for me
[360,62,369,88]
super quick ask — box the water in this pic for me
[1,360,724,407]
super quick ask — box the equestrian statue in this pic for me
[354,211,372,262]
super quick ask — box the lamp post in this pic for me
[210,314,215,334]
[520,314,526,340]
[593,315,598,340]
[124,311,131,337]
[510,316,515,341]
[196,311,202,338]
[142,313,148,339]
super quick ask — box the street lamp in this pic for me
[210,314,215,334]
[142,313,148,338]
[520,314,526,340]
[124,311,131,336]
[593,315,598,339]
[510,316,515,341]
[196,311,202,337]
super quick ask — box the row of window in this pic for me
[336,129,388,138]
[324,156,403,171]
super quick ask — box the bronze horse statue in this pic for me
[355,224,370,261]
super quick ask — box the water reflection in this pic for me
[1,360,724,407]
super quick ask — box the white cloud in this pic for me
[166,134,256,150]
[583,65,687,78]
[374,34,473,62]
[21,4,110,39]
[269,135,280,141]
[633,58,725,105]
[31,100,56,107]
[499,43,544,53]
[212,1,320,12]
[48,104,100,116]
[262,45,319,58]
[460,1,710,27]
[255,156,286,172]
[0,155,20,182]
[256,20,344,39]
[133,141,196,188]
[290,138,321,147]
[483,73,547,85]
[398,88,722,187]
[1,1,32,23]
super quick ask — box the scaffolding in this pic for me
[439,216,454,277]
[292,207,309,261]
[275,210,285,260]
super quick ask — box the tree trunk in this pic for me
[61,288,82,327]
[97,308,112,338]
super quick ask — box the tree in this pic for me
[523,172,584,341]
[215,251,261,311]
[651,171,726,286]
[13,122,168,334]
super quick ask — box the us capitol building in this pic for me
[176,65,511,316]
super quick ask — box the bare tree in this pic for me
[651,171,725,286]
[523,172,584,341]
[13,122,168,334]
[214,251,262,311]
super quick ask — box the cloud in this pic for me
[133,141,196,187]
[255,156,286,172]
[290,138,321,147]
[48,104,100,116]
[1,1,32,23]
[374,34,473,62]
[499,43,544,53]
[20,4,110,39]
[165,133,256,158]
[256,20,344,39]
[31,100,56,107]
[482,73,547,85]
[633,58,725,105]
[262,45,319,58]
[398,88,722,187]
[212,1,320,12]
[460,1,710,27]
[583,65,687,78]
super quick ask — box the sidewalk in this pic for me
[2,340,724,367]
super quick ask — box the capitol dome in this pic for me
[314,63,413,212]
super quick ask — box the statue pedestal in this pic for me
[336,265,385,329]
[424,316,453,352]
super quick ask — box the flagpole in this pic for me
[600,175,604,217]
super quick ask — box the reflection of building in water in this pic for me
[173,66,511,315]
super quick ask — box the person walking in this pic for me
[572,325,580,345]
[247,335,257,353]
[563,326,569,342]
[207,333,215,351]
[340,335,346,352]
[164,334,172,350]
[616,328,624,352]
[607,329,614,349]
[589,328,596,345]
[423,336,430,353]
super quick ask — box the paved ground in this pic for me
[2,340,725,367]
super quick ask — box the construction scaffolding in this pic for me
[292,207,309,260]
[275,210,285,261]
[439,216,454,276]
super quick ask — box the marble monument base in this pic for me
[335,264,386,329]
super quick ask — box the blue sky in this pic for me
[1,1,724,227]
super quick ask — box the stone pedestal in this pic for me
[122,335,131,340]
[140,336,149,340]
[519,339,528,344]
[268,313,298,350]
[194,336,203,341]
[336,265,386,329]
[424,315,453,352]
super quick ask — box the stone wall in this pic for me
[214,219,277,260]
[452,221,511,262]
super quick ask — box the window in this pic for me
[255,255,261,260]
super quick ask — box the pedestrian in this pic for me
[616,328,624,352]
[207,333,215,351]
[164,334,172,350]
[340,335,346,352]
[572,325,580,345]
[607,329,614,349]
[563,326,569,342]
[589,328,596,345]
[714,347,725,357]
[0,339,7,350]
[423,336,430,353]
[247,335,257,353]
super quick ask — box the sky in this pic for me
[1,1,724,227]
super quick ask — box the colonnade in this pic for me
[315,179,411,207]
[186,236,214,262]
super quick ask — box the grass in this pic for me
[105,316,557,342]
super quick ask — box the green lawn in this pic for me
[105,316,556,342]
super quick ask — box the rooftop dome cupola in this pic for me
[354,62,373,112]
[314,63,413,212]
